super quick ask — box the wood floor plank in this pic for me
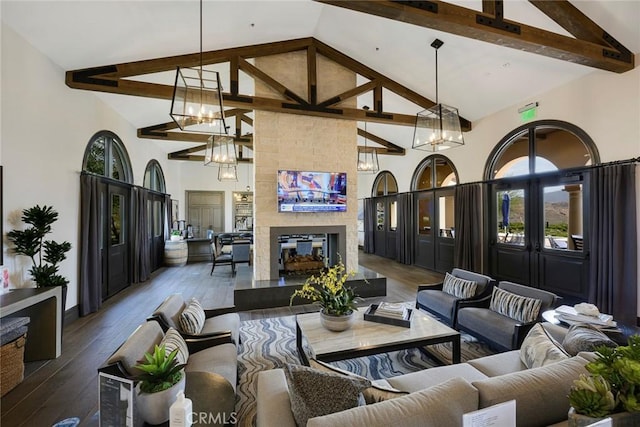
[0,251,442,426]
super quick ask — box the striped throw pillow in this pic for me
[489,287,542,323]
[442,272,478,299]
[179,298,206,334]
[160,327,189,365]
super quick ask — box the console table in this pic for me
[0,287,62,361]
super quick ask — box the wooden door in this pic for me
[186,191,224,237]
[103,183,130,298]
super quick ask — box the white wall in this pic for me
[0,24,179,309]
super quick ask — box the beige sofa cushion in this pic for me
[186,343,238,392]
[520,323,569,368]
[468,350,526,377]
[386,362,488,392]
[307,376,479,427]
[472,356,589,427]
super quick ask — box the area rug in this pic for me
[235,315,495,427]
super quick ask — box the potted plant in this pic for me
[7,205,72,307]
[568,335,640,426]
[134,344,186,425]
[290,256,360,332]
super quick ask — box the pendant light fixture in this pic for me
[412,39,464,152]
[357,106,380,173]
[217,164,238,182]
[204,130,237,166]
[170,0,227,135]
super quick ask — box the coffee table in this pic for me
[296,306,460,366]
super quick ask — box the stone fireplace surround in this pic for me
[269,225,346,280]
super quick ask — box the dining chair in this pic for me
[210,241,232,275]
[231,242,251,274]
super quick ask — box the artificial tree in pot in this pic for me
[7,205,72,307]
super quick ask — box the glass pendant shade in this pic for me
[412,103,465,152]
[204,134,237,165]
[170,67,227,134]
[218,164,238,182]
[357,147,379,173]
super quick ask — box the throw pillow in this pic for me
[489,287,542,323]
[309,359,409,404]
[159,327,189,365]
[284,363,371,427]
[442,272,478,299]
[179,298,206,334]
[562,323,618,356]
[520,323,569,369]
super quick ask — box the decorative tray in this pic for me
[363,304,412,328]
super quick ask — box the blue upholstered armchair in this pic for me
[415,268,496,327]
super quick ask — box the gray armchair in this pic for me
[149,294,240,344]
[415,268,496,327]
[456,281,561,352]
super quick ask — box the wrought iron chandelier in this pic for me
[412,39,464,152]
[357,106,379,173]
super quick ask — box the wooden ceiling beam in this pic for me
[314,0,633,73]
[358,128,405,155]
[237,57,309,105]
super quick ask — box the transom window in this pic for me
[411,155,458,190]
[82,131,133,183]
[372,171,398,197]
[143,160,166,193]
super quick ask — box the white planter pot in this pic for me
[136,374,186,425]
[568,407,640,427]
[320,310,355,332]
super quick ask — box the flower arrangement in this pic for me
[568,335,640,418]
[290,257,359,316]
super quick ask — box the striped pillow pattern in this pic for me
[442,272,478,299]
[489,287,542,323]
[160,327,189,365]
[179,298,206,334]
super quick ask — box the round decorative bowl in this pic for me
[320,310,355,332]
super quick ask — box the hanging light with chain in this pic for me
[357,106,379,173]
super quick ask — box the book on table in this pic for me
[375,302,409,319]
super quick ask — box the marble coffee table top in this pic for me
[296,304,460,363]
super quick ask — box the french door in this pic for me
[414,188,455,273]
[373,196,397,259]
[148,192,165,272]
[103,183,130,299]
[488,172,589,303]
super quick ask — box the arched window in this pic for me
[371,171,398,197]
[411,155,458,190]
[143,160,166,193]
[82,131,133,183]
[484,120,599,180]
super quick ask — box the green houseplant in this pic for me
[290,257,360,331]
[7,205,72,288]
[568,335,640,425]
[134,344,186,425]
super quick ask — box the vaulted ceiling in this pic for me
[2,0,639,160]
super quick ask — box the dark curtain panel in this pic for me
[79,174,102,316]
[363,198,376,254]
[589,164,637,326]
[396,193,414,264]
[454,183,483,272]
[132,187,151,283]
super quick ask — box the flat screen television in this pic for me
[278,170,347,212]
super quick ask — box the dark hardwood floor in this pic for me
[0,251,443,427]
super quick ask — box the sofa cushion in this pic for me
[308,359,408,404]
[284,363,371,427]
[468,350,526,377]
[386,363,488,392]
[489,287,542,323]
[201,313,240,344]
[456,307,520,350]
[472,356,589,427]
[307,377,479,427]
[179,298,206,334]
[152,294,185,330]
[442,272,478,299]
[562,323,618,356]
[520,323,569,369]
[416,290,458,320]
[185,342,238,393]
[107,321,164,376]
[160,327,189,365]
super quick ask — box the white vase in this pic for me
[320,309,355,332]
[136,374,186,425]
